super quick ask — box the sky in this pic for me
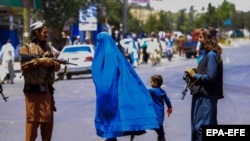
[137,0,250,12]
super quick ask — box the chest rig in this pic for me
[22,43,56,86]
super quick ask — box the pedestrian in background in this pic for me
[91,31,159,141]
[128,33,139,67]
[147,34,161,66]
[19,21,61,141]
[176,35,185,57]
[148,74,172,141]
[195,41,205,64]
[139,38,149,64]
[66,35,72,45]
[48,41,60,57]
[185,26,224,141]
[73,35,81,45]
[0,39,15,84]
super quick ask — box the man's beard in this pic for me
[40,40,47,46]
[39,40,48,50]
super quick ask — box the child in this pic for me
[148,74,172,141]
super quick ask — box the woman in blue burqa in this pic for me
[92,32,159,141]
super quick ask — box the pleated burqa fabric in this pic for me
[92,32,159,138]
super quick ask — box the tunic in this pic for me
[20,43,59,122]
[190,50,223,141]
[149,88,172,124]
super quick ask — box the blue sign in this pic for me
[224,18,231,26]
[79,4,97,31]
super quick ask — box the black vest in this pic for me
[191,51,224,99]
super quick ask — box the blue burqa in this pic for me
[92,32,159,138]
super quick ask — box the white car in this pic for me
[56,44,95,80]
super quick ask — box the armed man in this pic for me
[19,21,61,141]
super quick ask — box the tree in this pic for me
[201,3,218,27]
[98,0,122,27]
[142,14,158,34]
[39,0,83,50]
[244,12,250,30]
[217,0,234,28]
[157,11,172,32]
[176,9,186,33]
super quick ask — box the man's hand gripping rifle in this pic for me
[20,54,77,66]
[182,68,203,100]
[0,84,9,102]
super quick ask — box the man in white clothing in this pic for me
[0,39,15,84]
[147,35,161,66]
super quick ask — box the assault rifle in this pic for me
[20,54,77,66]
[181,71,203,100]
[181,72,191,100]
[0,84,9,102]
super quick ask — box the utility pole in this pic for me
[122,0,127,35]
[22,7,30,44]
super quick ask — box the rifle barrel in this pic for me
[20,54,77,66]
[0,84,8,102]
[52,59,77,66]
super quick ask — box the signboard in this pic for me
[79,4,97,31]
[130,0,150,3]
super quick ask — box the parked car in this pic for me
[230,29,244,38]
[182,29,200,58]
[182,41,198,58]
[120,37,168,58]
[56,44,95,80]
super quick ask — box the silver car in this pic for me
[56,44,95,80]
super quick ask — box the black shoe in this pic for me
[105,138,117,141]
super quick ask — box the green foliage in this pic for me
[38,0,83,49]
[33,0,250,41]
[127,16,141,33]
[217,0,233,22]
[157,11,172,32]
[244,12,250,30]
[176,9,186,32]
[41,0,82,28]
[98,0,122,26]
[142,15,158,34]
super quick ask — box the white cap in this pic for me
[77,35,80,38]
[132,33,136,38]
[30,21,44,31]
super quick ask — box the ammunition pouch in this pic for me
[23,84,47,94]
[23,83,55,94]
[23,66,55,85]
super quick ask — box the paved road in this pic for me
[1,39,250,141]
